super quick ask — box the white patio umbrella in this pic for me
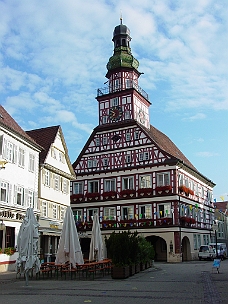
[89,213,104,262]
[55,206,84,267]
[16,207,40,286]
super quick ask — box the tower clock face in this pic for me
[109,106,123,121]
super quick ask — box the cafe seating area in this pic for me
[38,259,112,280]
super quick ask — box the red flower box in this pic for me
[155,185,172,192]
[120,189,136,197]
[137,188,153,196]
[102,191,117,200]
[70,194,84,202]
[179,186,194,196]
[85,192,100,200]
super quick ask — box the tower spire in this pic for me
[120,11,123,24]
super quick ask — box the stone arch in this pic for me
[146,235,167,262]
[182,236,191,261]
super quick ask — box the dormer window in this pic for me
[95,138,100,146]
[134,131,139,140]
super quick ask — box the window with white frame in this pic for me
[122,206,134,220]
[44,170,50,187]
[17,186,24,205]
[125,153,131,163]
[104,207,116,220]
[125,111,130,119]
[59,151,65,163]
[88,159,98,168]
[88,208,99,220]
[139,152,144,162]
[125,79,131,88]
[42,201,48,217]
[18,148,25,167]
[73,209,83,222]
[114,79,119,91]
[7,141,17,163]
[60,206,65,220]
[29,153,35,172]
[54,174,60,191]
[88,180,99,193]
[157,172,170,186]
[62,178,68,194]
[73,182,83,194]
[179,174,184,186]
[184,177,189,188]
[28,190,34,208]
[103,137,108,145]
[0,181,9,203]
[51,147,57,159]
[103,116,108,124]
[103,158,108,166]
[53,204,57,219]
[126,132,131,141]
[104,178,116,192]
[134,131,139,140]
[158,202,171,218]
[122,177,134,190]
[139,175,152,188]
[144,152,149,160]
[139,205,152,219]
[111,97,119,106]
[95,138,100,146]
[197,234,201,248]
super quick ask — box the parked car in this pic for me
[198,245,216,260]
[209,243,227,260]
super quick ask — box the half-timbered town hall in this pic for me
[70,20,215,262]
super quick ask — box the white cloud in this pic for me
[182,113,206,121]
[196,151,219,157]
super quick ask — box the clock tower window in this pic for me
[111,97,119,106]
[125,111,130,119]
[103,116,108,124]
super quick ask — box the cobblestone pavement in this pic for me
[0,260,228,304]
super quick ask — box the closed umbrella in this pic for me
[89,213,104,262]
[16,207,40,285]
[55,206,84,267]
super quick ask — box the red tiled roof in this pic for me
[0,105,42,148]
[26,126,60,163]
[145,124,197,171]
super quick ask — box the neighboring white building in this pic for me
[27,126,75,262]
[0,105,42,270]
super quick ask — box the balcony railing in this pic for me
[97,82,149,101]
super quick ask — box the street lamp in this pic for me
[212,220,219,258]
[0,159,8,169]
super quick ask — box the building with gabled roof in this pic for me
[0,105,42,271]
[27,125,75,262]
[70,21,216,262]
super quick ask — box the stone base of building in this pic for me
[167,252,182,263]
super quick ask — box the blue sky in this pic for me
[1,0,227,201]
